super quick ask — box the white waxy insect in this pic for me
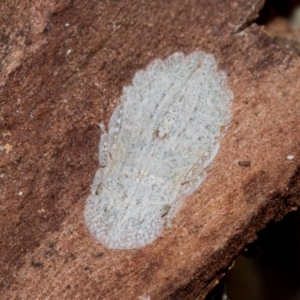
[84,51,233,250]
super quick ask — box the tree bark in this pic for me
[1,0,300,299]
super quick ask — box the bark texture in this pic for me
[1,0,300,299]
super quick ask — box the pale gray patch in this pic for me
[85,51,233,250]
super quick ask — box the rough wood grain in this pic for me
[1,0,300,299]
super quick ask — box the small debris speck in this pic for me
[3,131,11,137]
[287,155,294,160]
[95,252,104,258]
[31,261,43,268]
[238,161,251,167]
[4,144,12,153]
[18,191,23,196]
[138,296,151,300]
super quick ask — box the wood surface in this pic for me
[1,0,300,299]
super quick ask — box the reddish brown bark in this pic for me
[1,0,300,299]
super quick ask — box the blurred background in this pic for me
[224,209,300,300]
